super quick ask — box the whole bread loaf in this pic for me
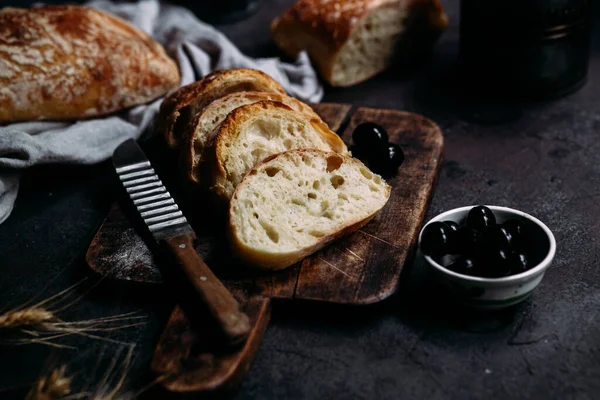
[211,100,348,200]
[181,91,322,184]
[229,149,390,270]
[0,5,180,123]
[158,69,285,149]
[271,0,447,86]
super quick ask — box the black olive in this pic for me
[510,253,531,274]
[466,205,497,230]
[482,248,512,278]
[366,144,404,177]
[502,219,528,248]
[447,256,479,276]
[349,145,368,162]
[456,225,486,257]
[352,122,389,149]
[444,221,460,232]
[484,225,514,250]
[421,222,455,257]
[388,144,404,169]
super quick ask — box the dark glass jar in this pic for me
[171,0,261,24]
[459,0,592,100]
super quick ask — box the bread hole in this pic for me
[330,175,345,189]
[287,125,295,135]
[296,228,304,233]
[309,230,325,238]
[323,210,334,219]
[321,200,329,211]
[360,167,373,179]
[253,213,259,219]
[308,192,317,199]
[338,193,348,201]
[265,167,281,177]
[251,149,264,159]
[313,180,321,189]
[369,184,379,192]
[243,142,248,148]
[326,154,344,172]
[292,198,305,206]
[284,139,293,149]
[260,221,280,243]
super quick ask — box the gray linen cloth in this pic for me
[0,0,323,224]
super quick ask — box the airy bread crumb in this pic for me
[229,149,390,270]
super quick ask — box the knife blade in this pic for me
[113,139,250,345]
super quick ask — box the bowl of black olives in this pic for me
[418,205,556,309]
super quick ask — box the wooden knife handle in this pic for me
[160,234,251,346]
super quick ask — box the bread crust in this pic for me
[157,69,285,149]
[211,101,348,200]
[271,0,448,86]
[0,5,180,123]
[180,91,323,184]
[228,149,391,270]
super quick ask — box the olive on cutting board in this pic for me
[350,122,404,177]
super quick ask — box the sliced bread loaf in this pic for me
[229,149,391,270]
[211,101,348,200]
[181,91,321,183]
[158,68,285,149]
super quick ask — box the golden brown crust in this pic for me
[212,101,348,200]
[157,69,286,149]
[180,91,323,184]
[0,5,180,123]
[272,0,397,52]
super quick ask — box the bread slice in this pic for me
[211,101,348,200]
[181,91,322,183]
[271,0,447,87]
[158,69,285,149]
[229,149,391,270]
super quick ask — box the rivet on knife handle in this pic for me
[112,139,251,345]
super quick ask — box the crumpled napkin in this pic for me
[0,0,323,224]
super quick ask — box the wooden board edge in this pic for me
[151,297,272,394]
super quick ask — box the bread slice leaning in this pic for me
[158,68,285,149]
[229,149,391,270]
[211,100,348,200]
[182,91,322,183]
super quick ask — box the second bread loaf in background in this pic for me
[272,0,448,87]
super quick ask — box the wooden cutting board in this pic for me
[87,103,443,304]
[85,103,443,395]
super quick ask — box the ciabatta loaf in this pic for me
[271,0,447,87]
[181,91,322,183]
[0,5,179,123]
[229,149,390,270]
[159,69,285,149]
[212,101,348,200]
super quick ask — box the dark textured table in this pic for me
[1,1,599,399]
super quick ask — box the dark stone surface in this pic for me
[1,0,599,398]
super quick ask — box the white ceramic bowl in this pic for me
[418,205,556,310]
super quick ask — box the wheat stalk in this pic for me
[25,365,72,400]
[0,308,54,329]
[0,280,146,348]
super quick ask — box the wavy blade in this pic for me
[112,139,193,241]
